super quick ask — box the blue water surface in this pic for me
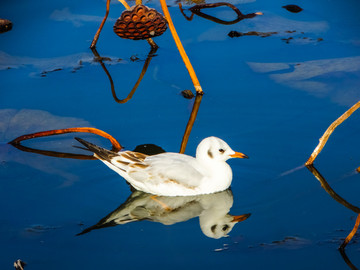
[1,0,360,269]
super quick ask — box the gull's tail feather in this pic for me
[75,137,118,162]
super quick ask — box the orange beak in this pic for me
[232,213,251,223]
[230,151,249,159]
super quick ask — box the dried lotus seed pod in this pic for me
[114,5,167,40]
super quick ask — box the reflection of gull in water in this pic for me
[76,137,248,196]
[248,56,360,106]
[78,189,250,239]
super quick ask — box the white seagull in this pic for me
[75,136,248,196]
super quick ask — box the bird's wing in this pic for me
[74,137,205,190]
[126,153,205,188]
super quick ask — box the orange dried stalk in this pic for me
[340,214,360,250]
[306,100,360,165]
[8,127,122,152]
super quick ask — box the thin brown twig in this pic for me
[8,127,122,152]
[146,38,159,49]
[178,3,195,21]
[90,0,111,49]
[340,214,360,250]
[305,100,360,165]
[180,94,203,153]
[118,0,131,10]
[184,2,263,25]
[159,0,204,95]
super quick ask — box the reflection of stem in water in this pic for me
[306,165,360,258]
[180,94,203,153]
[179,2,262,25]
[90,0,201,93]
[91,47,158,104]
[339,248,359,270]
[306,165,360,214]
[10,143,95,160]
[159,0,203,95]
[150,195,172,211]
[305,100,360,165]
[8,127,122,152]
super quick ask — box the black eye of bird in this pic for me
[222,224,230,231]
[219,149,225,153]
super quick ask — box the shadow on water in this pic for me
[77,189,250,239]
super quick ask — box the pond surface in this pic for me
[1,0,360,269]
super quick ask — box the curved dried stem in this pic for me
[305,100,360,166]
[118,0,131,10]
[179,3,194,21]
[90,0,111,49]
[90,0,133,49]
[340,214,360,251]
[186,2,262,25]
[159,0,204,95]
[8,127,122,152]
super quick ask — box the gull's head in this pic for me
[196,136,248,162]
[200,213,251,239]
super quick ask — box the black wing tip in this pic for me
[74,137,117,162]
[74,137,89,146]
[74,137,98,150]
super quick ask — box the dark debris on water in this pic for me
[228,31,278,38]
[181,89,195,99]
[228,30,324,44]
[250,236,312,250]
[282,5,303,13]
[0,19,12,33]
[25,224,61,233]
